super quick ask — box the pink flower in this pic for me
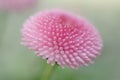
[21,9,103,69]
[0,0,37,11]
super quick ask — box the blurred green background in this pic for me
[0,0,120,80]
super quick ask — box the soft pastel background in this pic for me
[0,0,120,80]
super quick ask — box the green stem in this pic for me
[41,64,58,80]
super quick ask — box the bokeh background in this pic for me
[0,0,120,80]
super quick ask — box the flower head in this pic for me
[0,0,37,11]
[21,9,103,68]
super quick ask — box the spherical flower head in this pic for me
[21,9,103,69]
[0,0,38,11]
